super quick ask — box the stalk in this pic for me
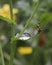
[9,0,16,65]
[0,43,5,65]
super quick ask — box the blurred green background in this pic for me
[0,0,52,65]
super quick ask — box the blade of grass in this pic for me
[0,1,5,65]
[0,43,5,65]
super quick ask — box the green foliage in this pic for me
[0,0,52,65]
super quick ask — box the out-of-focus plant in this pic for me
[0,4,19,21]
[0,0,52,65]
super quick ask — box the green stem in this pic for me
[9,42,16,65]
[13,1,40,41]
[9,0,13,20]
[9,0,15,38]
[0,43,5,65]
[0,1,5,65]
[9,0,16,65]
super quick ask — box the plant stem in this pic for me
[9,0,16,65]
[9,0,13,20]
[0,43,5,65]
[9,0,15,38]
[14,0,40,41]
[9,42,16,65]
[0,1,5,65]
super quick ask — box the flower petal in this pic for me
[13,9,19,14]
[3,4,10,11]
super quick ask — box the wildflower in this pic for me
[17,47,33,55]
[0,4,19,21]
